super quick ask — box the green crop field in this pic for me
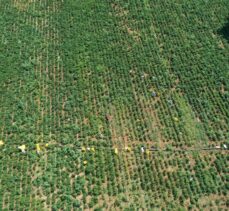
[0,0,228,210]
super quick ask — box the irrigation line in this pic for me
[0,145,228,155]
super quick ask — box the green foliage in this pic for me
[0,0,228,210]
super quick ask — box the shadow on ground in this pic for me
[218,17,229,42]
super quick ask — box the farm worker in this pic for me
[125,147,131,152]
[45,143,49,147]
[114,148,118,154]
[106,114,112,122]
[87,147,91,151]
[145,149,150,159]
[173,117,179,122]
[18,145,26,153]
[0,140,4,147]
[141,147,145,153]
[83,160,87,165]
[151,91,157,97]
[167,99,173,106]
[91,147,95,152]
[36,144,41,154]
[81,147,86,152]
